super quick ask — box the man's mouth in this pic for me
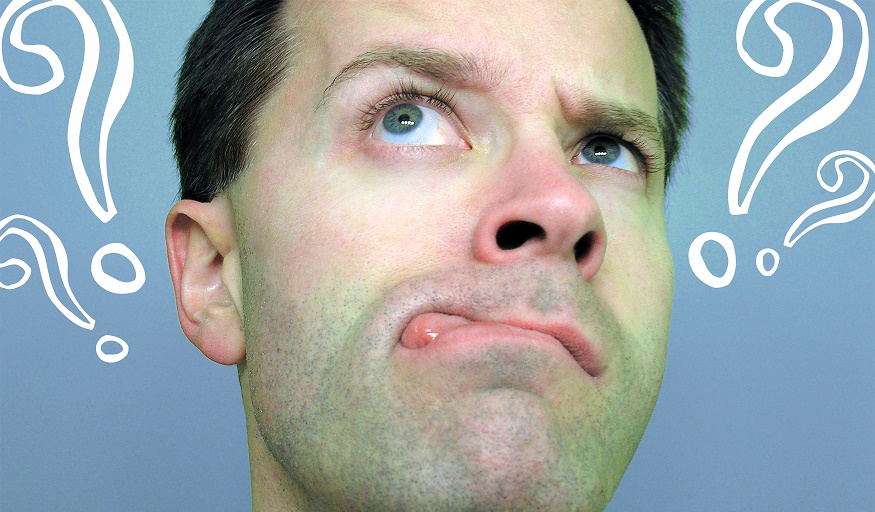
[400,311,603,378]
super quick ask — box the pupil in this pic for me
[383,104,423,134]
[585,137,619,164]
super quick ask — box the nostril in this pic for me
[495,220,546,250]
[573,232,594,262]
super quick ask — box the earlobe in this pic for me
[166,196,246,365]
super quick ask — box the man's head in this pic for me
[166,1,689,510]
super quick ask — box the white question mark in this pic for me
[690,0,871,288]
[781,150,875,246]
[1,1,142,361]
[0,0,133,223]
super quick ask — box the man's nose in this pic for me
[472,146,606,280]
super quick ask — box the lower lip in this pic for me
[399,312,579,368]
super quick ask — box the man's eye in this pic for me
[573,135,639,173]
[373,103,463,146]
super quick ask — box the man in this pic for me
[166,0,688,510]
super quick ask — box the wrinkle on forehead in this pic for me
[304,0,655,102]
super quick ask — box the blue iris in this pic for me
[581,136,621,165]
[382,104,424,135]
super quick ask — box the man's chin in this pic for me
[365,372,623,512]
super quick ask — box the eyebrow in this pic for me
[571,96,664,155]
[319,46,498,109]
[319,45,664,156]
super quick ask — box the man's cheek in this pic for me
[593,214,672,332]
[312,201,472,283]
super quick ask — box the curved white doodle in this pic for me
[91,242,145,294]
[0,215,95,329]
[0,0,134,223]
[785,150,875,246]
[730,0,869,215]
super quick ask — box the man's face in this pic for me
[230,0,672,509]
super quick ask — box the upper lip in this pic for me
[495,317,603,378]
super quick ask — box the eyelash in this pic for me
[358,81,658,174]
[357,80,458,132]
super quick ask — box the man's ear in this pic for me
[166,195,245,365]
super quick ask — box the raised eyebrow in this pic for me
[318,46,496,110]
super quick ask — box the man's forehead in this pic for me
[287,0,657,112]
[294,0,647,59]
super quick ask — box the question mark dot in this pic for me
[689,232,737,288]
[91,243,145,294]
[96,335,129,363]
[756,248,780,277]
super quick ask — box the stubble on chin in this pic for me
[240,260,666,511]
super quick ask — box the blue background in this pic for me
[1,1,872,510]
